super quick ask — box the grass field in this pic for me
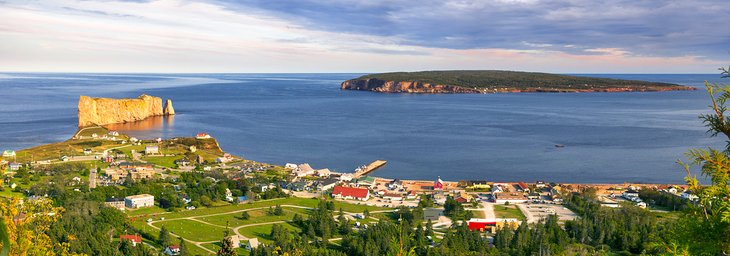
[237,222,301,243]
[124,196,391,255]
[494,205,526,220]
[142,155,179,168]
[470,209,486,218]
[154,219,232,242]
[126,205,167,217]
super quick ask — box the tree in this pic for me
[241,211,250,220]
[273,205,284,216]
[673,66,730,254]
[199,195,213,207]
[363,209,370,219]
[159,225,172,248]
[217,230,236,256]
[178,237,188,256]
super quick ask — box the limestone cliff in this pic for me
[340,79,481,93]
[164,99,175,115]
[78,94,175,127]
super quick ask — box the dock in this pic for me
[353,160,387,178]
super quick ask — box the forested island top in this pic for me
[341,70,696,93]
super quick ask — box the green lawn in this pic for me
[494,205,526,220]
[332,201,392,213]
[142,155,179,168]
[237,222,300,243]
[200,242,250,256]
[153,219,231,242]
[126,206,167,217]
[156,197,320,219]
[198,208,305,227]
[470,209,486,218]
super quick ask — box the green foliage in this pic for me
[672,67,730,254]
[354,70,688,91]
[443,196,465,220]
[158,226,172,248]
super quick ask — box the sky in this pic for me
[0,0,728,73]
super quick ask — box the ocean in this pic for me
[0,73,725,183]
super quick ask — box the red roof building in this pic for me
[332,186,370,201]
[434,177,444,190]
[120,234,142,246]
[196,133,211,139]
[455,197,469,203]
[516,182,529,192]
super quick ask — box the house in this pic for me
[163,245,180,255]
[105,198,126,211]
[467,180,490,190]
[622,190,640,200]
[332,186,370,201]
[228,235,242,248]
[2,150,15,158]
[316,168,331,177]
[216,153,234,163]
[120,234,142,246]
[424,208,443,221]
[316,178,339,191]
[245,238,260,250]
[145,145,159,155]
[494,193,528,204]
[83,148,93,155]
[174,158,190,166]
[237,196,249,203]
[196,133,211,139]
[515,182,530,192]
[225,188,234,201]
[535,181,547,188]
[383,192,403,201]
[284,163,298,169]
[338,173,354,182]
[680,191,698,201]
[294,163,316,177]
[125,194,155,208]
[455,196,469,204]
[434,177,444,191]
[108,130,120,136]
[491,184,504,193]
[8,162,22,171]
[286,181,308,192]
[355,176,376,188]
[406,190,418,200]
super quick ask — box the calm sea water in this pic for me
[0,73,726,183]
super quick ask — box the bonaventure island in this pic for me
[1,70,728,256]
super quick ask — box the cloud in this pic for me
[0,0,726,73]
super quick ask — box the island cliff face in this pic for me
[341,79,481,93]
[78,94,175,127]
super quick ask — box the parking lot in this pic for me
[518,203,577,223]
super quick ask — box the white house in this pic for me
[145,146,159,155]
[245,238,260,250]
[2,150,16,158]
[125,194,155,208]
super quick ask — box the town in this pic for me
[0,126,699,255]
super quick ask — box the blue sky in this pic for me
[0,0,727,73]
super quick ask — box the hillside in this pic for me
[341,70,696,93]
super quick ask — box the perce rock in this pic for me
[78,94,175,127]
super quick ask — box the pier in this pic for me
[353,160,387,178]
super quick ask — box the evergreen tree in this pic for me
[159,225,172,248]
[178,237,188,256]
[217,231,236,256]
